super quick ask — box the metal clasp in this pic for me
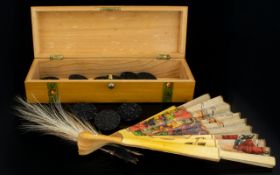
[107,74,115,89]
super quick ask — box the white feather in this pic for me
[14,97,142,162]
[15,97,97,142]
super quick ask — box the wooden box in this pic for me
[25,6,195,103]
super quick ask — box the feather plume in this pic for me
[15,97,141,162]
[15,97,97,141]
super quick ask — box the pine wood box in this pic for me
[25,6,195,103]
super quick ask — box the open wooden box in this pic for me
[25,6,195,103]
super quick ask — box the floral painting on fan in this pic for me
[128,108,210,136]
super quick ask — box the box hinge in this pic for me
[99,7,121,11]
[50,55,64,61]
[162,82,173,102]
[157,54,171,60]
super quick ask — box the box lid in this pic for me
[31,6,188,59]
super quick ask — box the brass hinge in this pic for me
[50,55,64,60]
[157,54,171,60]
[99,7,121,11]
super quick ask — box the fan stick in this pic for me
[220,150,275,168]
[179,94,211,108]
[77,131,220,161]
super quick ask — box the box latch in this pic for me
[157,54,171,60]
[162,82,173,102]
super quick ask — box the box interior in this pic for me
[27,59,192,81]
